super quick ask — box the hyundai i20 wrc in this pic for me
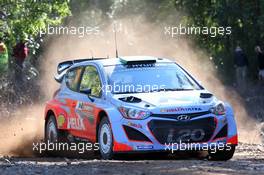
[44,56,238,160]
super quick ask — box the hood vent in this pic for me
[200,93,213,99]
[119,96,142,103]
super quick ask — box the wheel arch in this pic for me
[96,110,109,142]
[45,110,56,124]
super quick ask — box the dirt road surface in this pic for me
[0,143,264,175]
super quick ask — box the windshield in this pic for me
[105,63,202,94]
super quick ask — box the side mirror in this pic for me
[80,88,94,102]
[80,88,91,95]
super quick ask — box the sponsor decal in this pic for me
[136,145,153,150]
[76,101,94,112]
[126,63,155,68]
[160,107,202,113]
[68,116,85,130]
[57,98,67,104]
[57,114,65,127]
[127,122,142,129]
[160,109,167,113]
[76,101,95,124]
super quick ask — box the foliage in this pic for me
[0,0,71,55]
[1,0,263,82]
[112,0,264,81]
[173,0,264,79]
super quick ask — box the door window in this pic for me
[65,67,83,92]
[80,66,102,97]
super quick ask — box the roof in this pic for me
[55,56,176,83]
[66,56,175,70]
[93,56,173,66]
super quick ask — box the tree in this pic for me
[0,0,71,56]
[110,0,264,81]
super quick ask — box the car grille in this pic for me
[150,111,211,120]
[148,117,216,144]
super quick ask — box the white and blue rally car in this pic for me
[44,56,238,160]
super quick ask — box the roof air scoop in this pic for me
[119,57,156,65]
[200,93,213,98]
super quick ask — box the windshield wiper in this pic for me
[114,91,136,94]
[114,91,150,94]
[113,88,194,94]
[154,88,194,92]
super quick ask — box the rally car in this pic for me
[44,56,238,160]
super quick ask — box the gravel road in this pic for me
[0,142,264,175]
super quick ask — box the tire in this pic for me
[45,115,62,143]
[45,115,70,156]
[208,145,236,161]
[98,117,114,159]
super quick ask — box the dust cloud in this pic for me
[0,15,261,156]
[0,105,44,156]
[41,16,260,143]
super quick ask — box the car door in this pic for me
[61,67,87,138]
[76,65,103,141]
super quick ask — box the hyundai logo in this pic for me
[177,115,190,121]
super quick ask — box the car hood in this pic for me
[113,90,217,113]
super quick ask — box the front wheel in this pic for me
[208,145,236,161]
[98,117,114,159]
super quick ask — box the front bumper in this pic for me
[111,113,238,152]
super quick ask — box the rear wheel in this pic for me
[45,115,67,156]
[45,116,61,143]
[208,145,236,161]
[98,117,114,159]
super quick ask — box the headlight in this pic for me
[118,106,151,120]
[210,102,226,115]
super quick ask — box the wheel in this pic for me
[208,145,236,161]
[45,115,69,156]
[45,116,66,143]
[98,117,114,159]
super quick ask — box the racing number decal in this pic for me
[167,129,205,143]
[177,129,205,142]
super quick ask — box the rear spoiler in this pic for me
[54,58,106,83]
